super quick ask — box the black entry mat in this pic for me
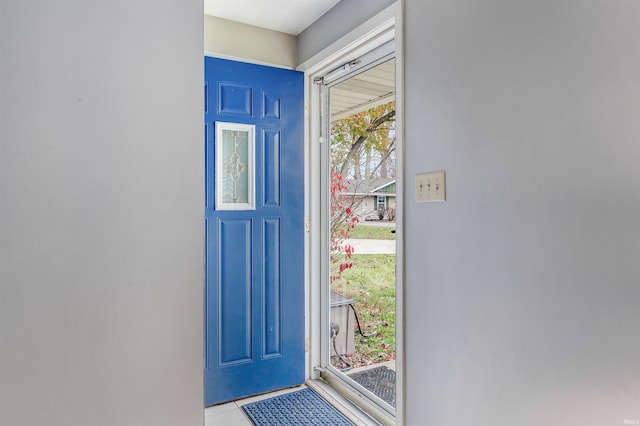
[241,388,355,426]
[348,365,396,408]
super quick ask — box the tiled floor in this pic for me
[204,385,308,426]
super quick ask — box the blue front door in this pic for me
[204,57,305,405]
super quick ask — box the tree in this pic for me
[330,101,396,180]
[329,170,358,282]
[329,101,396,227]
[329,101,396,281]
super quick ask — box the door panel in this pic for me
[263,129,281,206]
[204,57,304,406]
[218,218,252,366]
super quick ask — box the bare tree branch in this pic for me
[338,110,396,177]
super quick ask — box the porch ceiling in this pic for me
[330,59,395,121]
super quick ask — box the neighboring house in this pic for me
[343,178,396,221]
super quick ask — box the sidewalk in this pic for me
[358,221,395,228]
[344,239,395,254]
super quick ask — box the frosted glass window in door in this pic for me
[215,122,255,210]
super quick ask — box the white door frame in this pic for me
[298,3,405,425]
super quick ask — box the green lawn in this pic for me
[331,253,396,368]
[349,224,396,240]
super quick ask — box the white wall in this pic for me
[0,1,204,425]
[404,1,640,425]
[205,15,297,69]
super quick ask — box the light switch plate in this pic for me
[416,171,446,202]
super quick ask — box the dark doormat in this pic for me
[348,365,396,408]
[241,387,355,426]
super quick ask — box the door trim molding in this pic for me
[297,3,397,74]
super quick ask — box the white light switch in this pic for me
[416,171,446,202]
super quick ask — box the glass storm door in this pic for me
[319,54,398,417]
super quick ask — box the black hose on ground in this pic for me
[349,304,375,337]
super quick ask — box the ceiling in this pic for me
[203,0,341,35]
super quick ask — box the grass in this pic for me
[330,254,396,368]
[349,224,396,240]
